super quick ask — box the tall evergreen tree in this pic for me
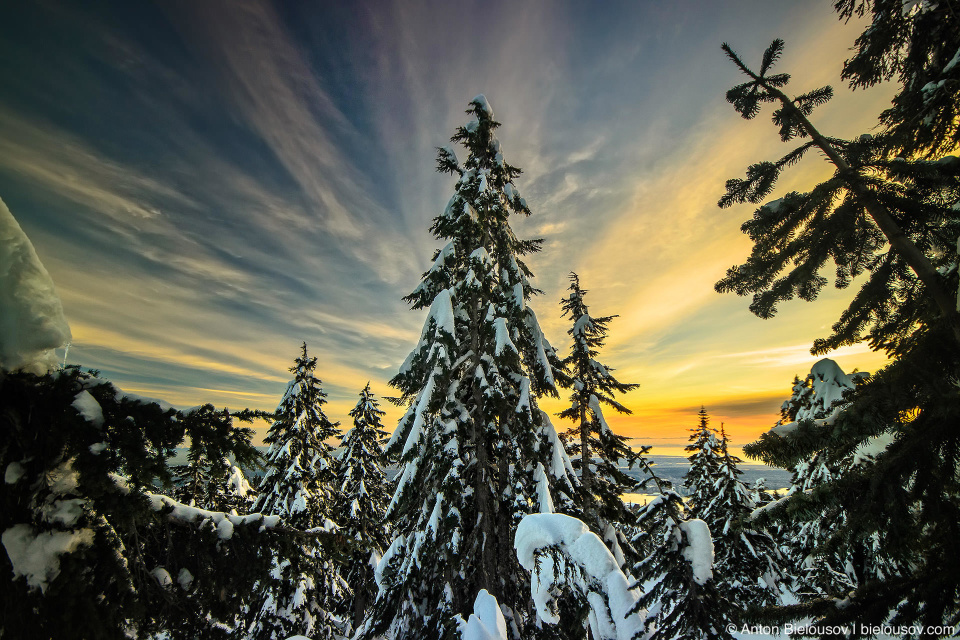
[557,272,640,567]
[717,36,960,632]
[336,383,392,634]
[247,343,346,640]
[358,95,578,640]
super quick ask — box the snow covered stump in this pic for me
[514,513,645,640]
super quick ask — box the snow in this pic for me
[226,465,253,497]
[0,196,72,374]
[72,390,104,427]
[944,46,960,73]
[456,589,508,640]
[468,245,493,265]
[493,317,517,355]
[376,535,405,589]
[515,513,643,639]
[749,493,791,521]
[2,523,94,592]
[516,378,531,414]
[5,461,25,484]
[113,386,176,413]
[539,410,578,482]
[512,282,525,310]
[146,493,280,538]
[573,314,593,336]
[177,567,194,590]
[471,94,494,118]
[524,313,556,388]
[152,567,173,588]
[403,372,436,456]
[764,198,785,214]
[588,394,611,434]
[533,463,554,513]
[852,431,896,466]
[429,288,456,337]
[217,517,234,540]
[770,421,798,436]
[43,498,85,527]
[800,359,858,421]
[49,459,79,495]
[678,519,714,585]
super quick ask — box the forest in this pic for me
[1,1,959,639]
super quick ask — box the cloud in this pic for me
[0,109,196,228]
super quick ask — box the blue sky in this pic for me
[0,0,895,447]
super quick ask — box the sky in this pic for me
[0,0,897,453]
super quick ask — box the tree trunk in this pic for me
[579,395,594,523]
[470,296,498,600]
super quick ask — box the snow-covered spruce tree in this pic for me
[775,376,810,427]
[703,425,784,617]
[630,490,733,640]
[683,407,721,512]
[336,383,391,633]
[358,95,579,640]
[751,360,884,602]
[172,403,260,512]
[0,367,289,640]
[683,410,783,619]
[557,272,640,567]
[718,37,960,632]
[247,343,347,640]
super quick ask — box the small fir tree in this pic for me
[704,425,784,617]
[630,490,733,640]
[557,272,640,567]
[683,407,722,512]
[172,403,259,512]
[336,383,392,633]
[247,343,346,640]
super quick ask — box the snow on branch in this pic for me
[514,513,644,640]
[147,492,341,544]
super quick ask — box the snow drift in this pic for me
[0,196,71,373]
